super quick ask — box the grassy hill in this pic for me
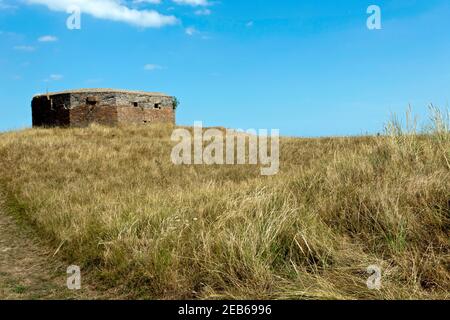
[0,109,448,299]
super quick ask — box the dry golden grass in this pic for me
[0,107,448,299]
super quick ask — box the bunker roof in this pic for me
[33,88,170,98]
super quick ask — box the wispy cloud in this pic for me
[0,0,17,10]
[185,26,198,36]
[133,0,162,4]
[44,74,64,82]
[26,0,179,28]
[173,0,210,6]
[194,8,211,16]
[50,74,63,81]
[38,35,58,42]
[185,26,210,39]
[14,45,36,52]
[144,64,163,71]
[85,78,103,84]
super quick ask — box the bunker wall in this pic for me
[32,91,175,127]
[31,94,71,127]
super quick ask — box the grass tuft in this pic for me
[0,110,448,300]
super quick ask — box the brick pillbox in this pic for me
[32,89,176,127]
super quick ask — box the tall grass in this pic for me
[0,108,448,299]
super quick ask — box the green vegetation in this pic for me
[172,97,180,110]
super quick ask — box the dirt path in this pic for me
[0,196,105,300]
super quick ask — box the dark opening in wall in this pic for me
[154,103,161,110]
[133,102,139,107]
[86,96,99,105]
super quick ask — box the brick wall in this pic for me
[32,91,175,127]
[70,105,118,127]
[117,106,175,125]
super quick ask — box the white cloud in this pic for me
[26,0,179,28]
[38,35,58,42]
[144,64,163,71]
[173,0,209,6]
[14,45,36,52]
[185,26,197,36]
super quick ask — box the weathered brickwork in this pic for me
[32,89,176,127]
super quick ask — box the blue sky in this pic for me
[1,0,449,136]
